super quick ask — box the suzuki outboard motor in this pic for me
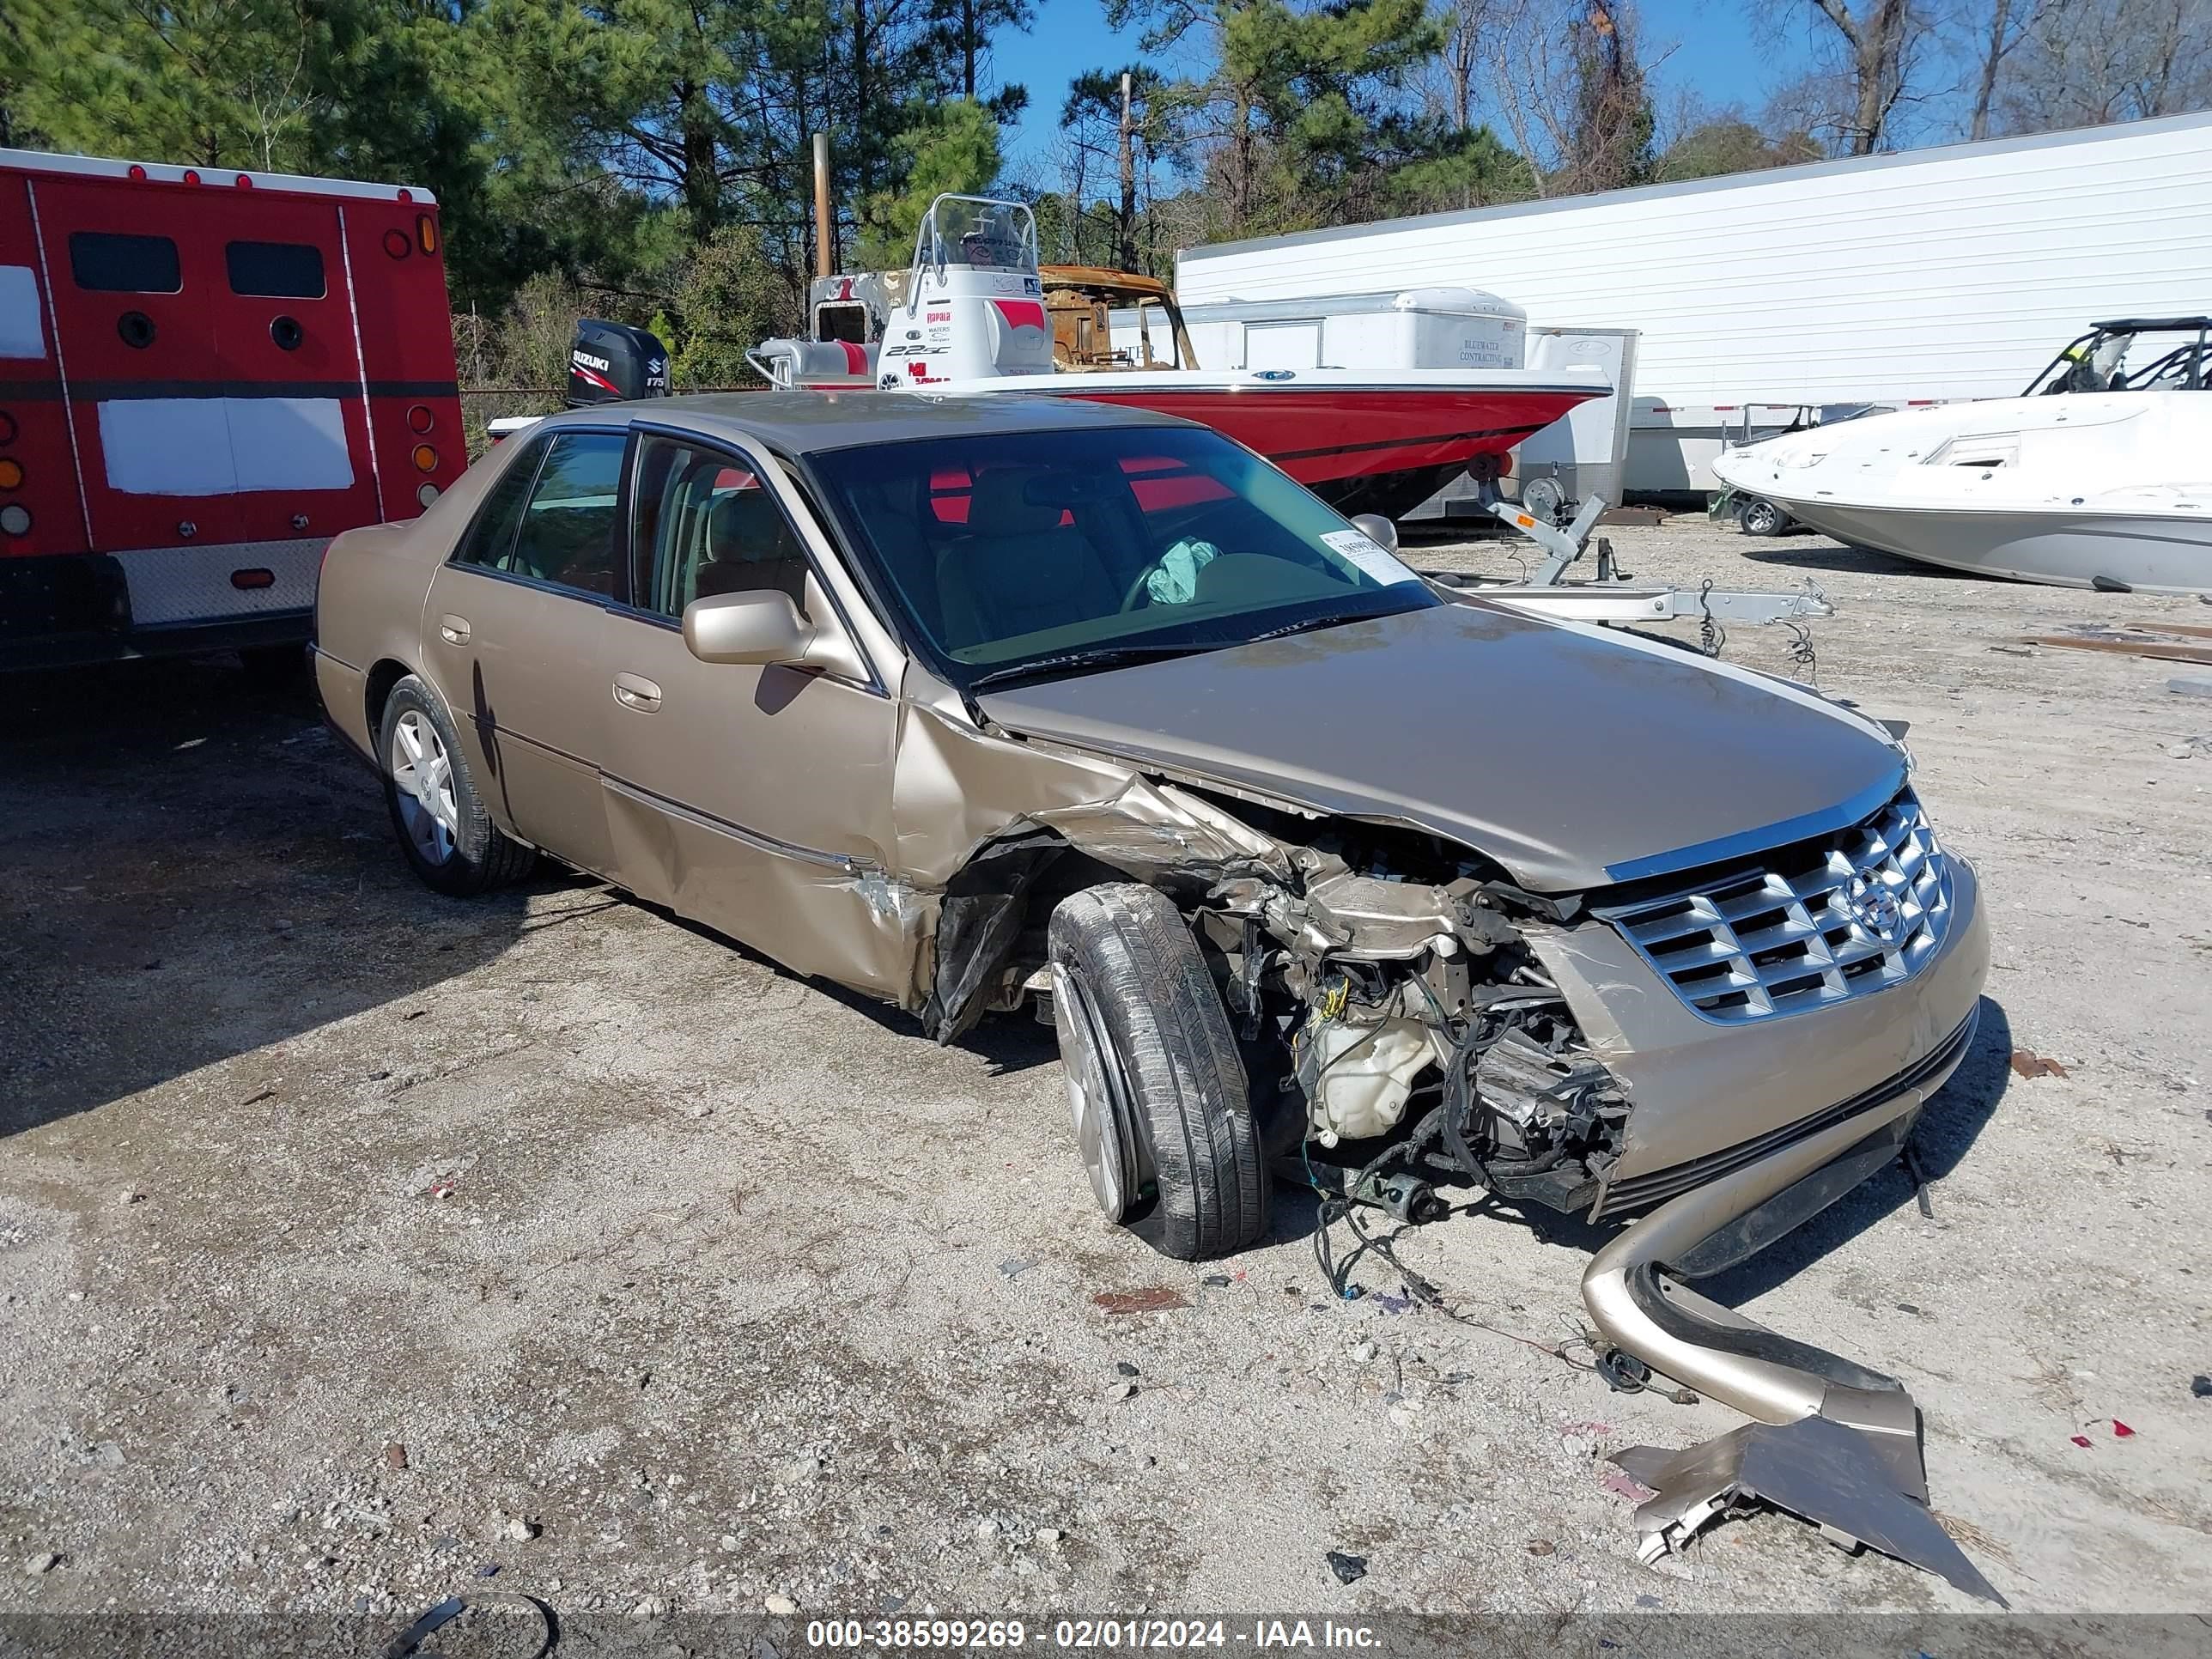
[568,319,669,406]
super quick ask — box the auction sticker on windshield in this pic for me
[1319,529,1419,586]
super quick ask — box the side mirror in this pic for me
[683,589,817,666]
[1349,512,1399,553]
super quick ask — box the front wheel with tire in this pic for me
[1737,495,1790,537]
[377,674,535,896]
[1047,884,1269,1261]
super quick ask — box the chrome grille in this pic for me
[1594,788,1952,1024]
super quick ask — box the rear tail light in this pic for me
[0,411,17,445]
[411,444,439,473]
[0,459,21,490]
[230,568,275,590]
[406,404,435,434]
[416,215,439,255]
[383,229,411,259]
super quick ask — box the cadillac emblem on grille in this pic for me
[1843,872,1905,943]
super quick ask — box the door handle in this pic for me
[438,614,471,645]
[612,672,663,713]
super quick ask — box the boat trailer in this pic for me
[1413,495,1833,629]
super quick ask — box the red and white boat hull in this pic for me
[933,368,1607,520]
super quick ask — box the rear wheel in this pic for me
[1048,884,1269,1261]
[377,675,535,896]
[1737,496,1790,537]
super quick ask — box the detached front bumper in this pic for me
[1581,1006,1972,1480]
[1549,858,1988,1492]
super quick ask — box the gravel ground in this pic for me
[3,520,2209,1633]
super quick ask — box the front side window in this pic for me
[227,240,326,299]
[630,434,811,618]
[70,232,181,295]
[809,425,1434,690]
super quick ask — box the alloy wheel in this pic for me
[1052,963,1138,1221]
[390,709,459,866]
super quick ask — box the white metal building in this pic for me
[1173,113,2212,495]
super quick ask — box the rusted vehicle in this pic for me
[1039,265,1199,372]
[313,392,1990,1583]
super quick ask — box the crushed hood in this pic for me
[977,601,1905,892]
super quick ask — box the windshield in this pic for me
[808,426,1438,692]
[921,197,1036,273]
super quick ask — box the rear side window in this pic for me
[227,240,325,299]
[70,232,181,294]
[508,432,627,597]
[451,440,545,573]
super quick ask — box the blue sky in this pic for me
[989,0,1817,175]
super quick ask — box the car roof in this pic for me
[538,389,1190,455]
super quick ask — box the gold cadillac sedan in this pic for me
[314,392,1987,1490]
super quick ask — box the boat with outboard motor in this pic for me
[1714,318,2212,593]
[750,197,1607,521]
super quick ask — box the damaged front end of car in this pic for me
[908,704,1994,1597]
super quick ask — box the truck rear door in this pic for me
[33,174,240,553]
[213,206,383,545]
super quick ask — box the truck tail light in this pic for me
[383,229,411,260]
[416,215,439,255]
[411,444,439,472]
[0,459,20,490]
[0,410,17,445]
[406,404,435,434]
[231,568,276,590]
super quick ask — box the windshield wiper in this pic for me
[965,642,1215,694]
[1243,606,1395,645]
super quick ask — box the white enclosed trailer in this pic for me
[1164,286,1528,371]
[1175,112,2212,497]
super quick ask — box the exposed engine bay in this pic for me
[1212,837,1631,1218]
[957,778,1639,1222]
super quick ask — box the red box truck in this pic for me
[0,148,465,670]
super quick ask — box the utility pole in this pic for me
[1117,70,1137,272]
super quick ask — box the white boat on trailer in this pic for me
[1714,318,2212,595]
[750,197,1608,522]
